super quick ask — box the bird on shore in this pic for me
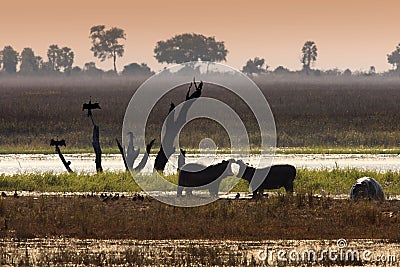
[102,194,112,202]
[235,193,240,199]
[321,189,327,198]
[132,193,145,201]
[1,192,6,198]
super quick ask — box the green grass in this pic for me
[1,168,400,195]
[0,172,141,192]
[275,146,400,154]
[296,168,400,195]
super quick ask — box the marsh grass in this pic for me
[2,76,400,152]
[0,195,399,240]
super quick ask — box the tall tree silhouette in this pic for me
[1,46,19,74]
[20,48,40,74]
[47,45,74,73]
[387,43,400,71]
[301,41,318,74]
[47,44,60,71]
[89,25,126,73]
[59,47,74,74]
[154,33,228,64]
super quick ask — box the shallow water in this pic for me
[1,153,400,175]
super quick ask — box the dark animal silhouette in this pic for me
[1,192,7,197]
[350,177,385,201]
[235,192,240,199]
[177,159,235,197]
[236,160,296,198]
[82,97,101,117]
[13,191,19,198]
[50,139,66,147]
[186,79,203,100]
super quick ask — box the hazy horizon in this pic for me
[1,0,399,73]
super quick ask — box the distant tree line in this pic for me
[242,40,400,77]
[1,27,400,77]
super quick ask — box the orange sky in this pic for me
[1,0,399,72]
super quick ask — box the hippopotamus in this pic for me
[236,160,296,198]
[350,177,385,201]
[177,159,235,197]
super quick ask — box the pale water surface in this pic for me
[0,153,400,175]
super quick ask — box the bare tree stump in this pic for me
[154,92,196,172]
[126,132,140,169]
[50,138,73,173]
[83,97,103,173]
[133,139,155,172]
[92,123,103,173]
[116,138,129,171]
[55,145,73,173]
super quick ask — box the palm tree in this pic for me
[301,41,318,74]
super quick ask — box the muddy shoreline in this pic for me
[0,238,399,266]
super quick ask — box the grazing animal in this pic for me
[350,177,385,201]
[50,139,66,147]
[236,160,296,198]
[177,159,235,197]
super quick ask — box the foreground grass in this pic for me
[0,195,399,240]
[1,168,400,195]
